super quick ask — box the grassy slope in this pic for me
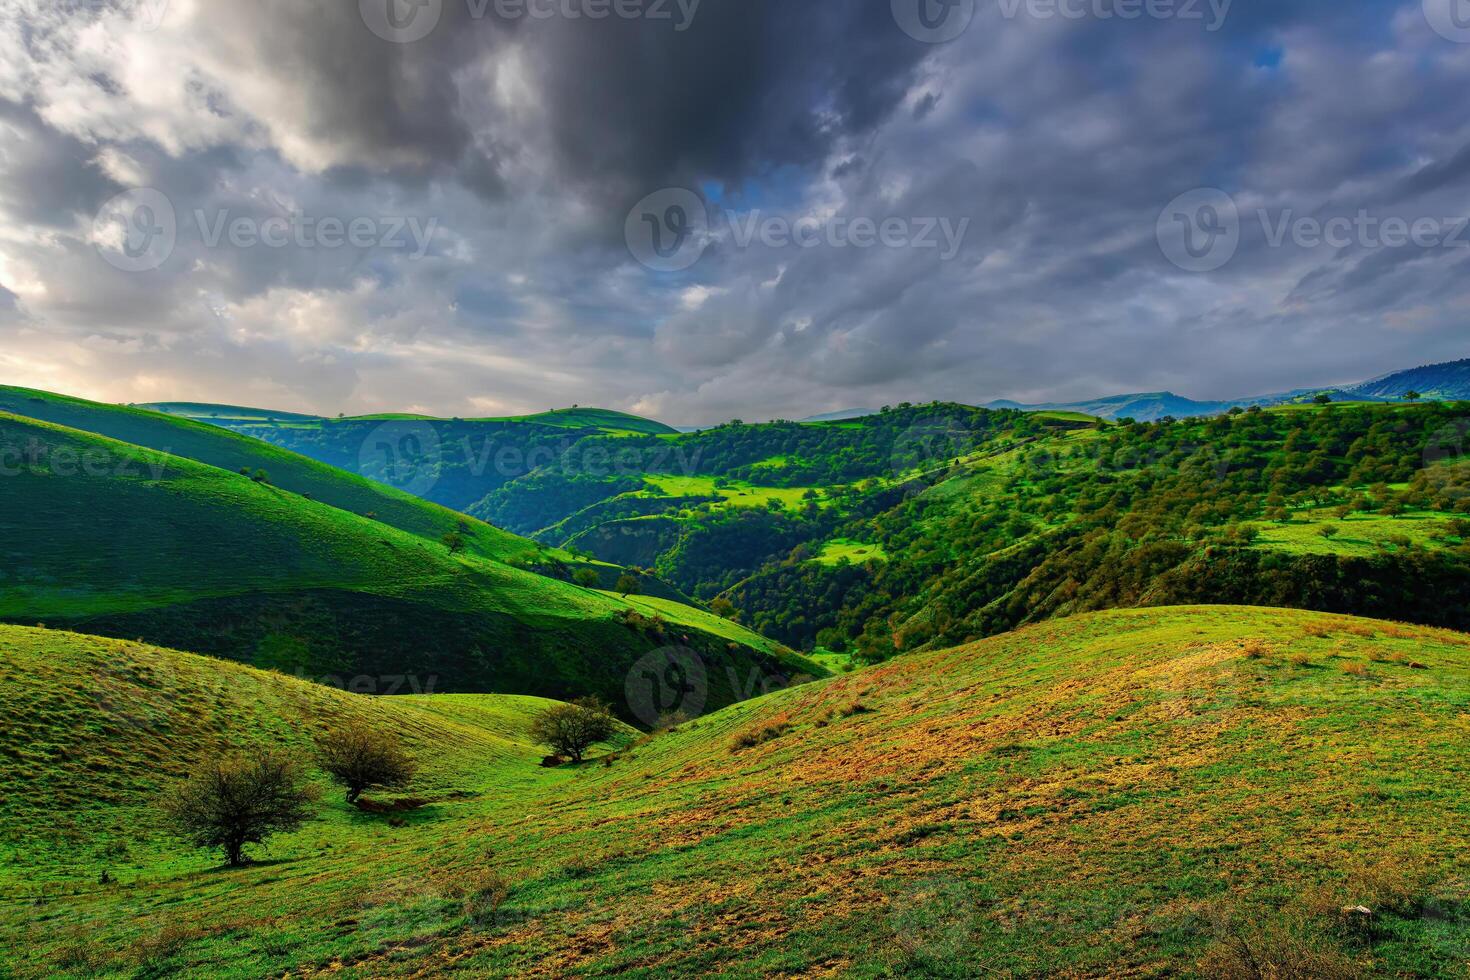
[151,401,677,436]
[5,607,1467,977]
[0,387,541,566]
[0,413,817,706]
[140,403,325,423]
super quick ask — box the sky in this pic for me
[2,0,1470,425]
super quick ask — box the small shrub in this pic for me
[1342,662,1370,678]
[52,928,114,973]
[316,722,417,805]
[1348,859,1436,918]
[1198,903,1360,979]
[655,710,692,732]
[1242,639,1270,660]
[1289,653,1313,667]
[730,715,792,751]
[130,922,206,967]
[161,750,318,867]
[561,855,597,879]
[462,871,511,927]
[528,698,617,763]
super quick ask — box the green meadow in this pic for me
[3,607,1467,977]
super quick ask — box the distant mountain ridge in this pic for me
[1348,358,1470,400]
[983,355,1470,421]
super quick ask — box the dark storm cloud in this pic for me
[1,0,1469,423]
[0,101,115,227]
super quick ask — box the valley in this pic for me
[2,381,1468,976]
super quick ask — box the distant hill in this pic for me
[982,387,1366,421]
[142,402,325,423]
[0,410,820,711]
[981,356,1470,421]
[138,402,680,513]
[799,408,876,422]
[1347,358,1470,401]
[3,386,543,566]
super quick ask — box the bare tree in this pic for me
[162,750,318,867]
[529,698,618,763]
[315,723,417,805]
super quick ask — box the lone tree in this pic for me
[1405,390,1423,401]
[162,750,318,867]
[529,697,618,763]
[573,567,601,588]
[315,722,417,805]
[441,530,468,556]
[615,572,642,597]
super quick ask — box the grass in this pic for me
[0,387,545,567]
[5,605,1468,977]
[810,539,887,566]
[0,412,820,710]
[476,408,677,436]
[1255,508,1459,557]
[642,475,824,511]
[143,401,676,437]
[140,403,324,423]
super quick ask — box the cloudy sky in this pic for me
[2,0,1469,424]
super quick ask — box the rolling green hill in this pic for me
[130,401,679,514]
[1348,358,1470,402]
[0,412,819,712]
[141,402,325,423]
[3,607,1467,976]
[0,387,542,567]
